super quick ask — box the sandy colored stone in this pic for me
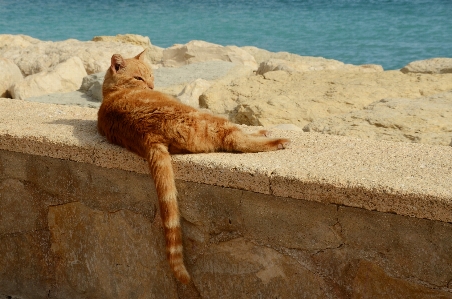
[256,58,383,75]
[241,46,318,64]
[154,61,254,99]
[0,179,47,234]
[80,72,105,102]
[304,91,452,146]
[0,58,23,97]
[92,33,152,48]
[0,231,54,299]
[190,238,327,299]
[0,34,41,51]
[178,181,342,251]
[25,91,100,108]
[1,36,143,75]
[48,201,177,299]
[92,34,164,65]
[352,260,452,299]
[162,40,258,69]
[176,78,212,108]
[339,206,452,288]
[2,149,452,298]
[10,56,87,100]
[401,58,452,74]
[200,69,452,128]
[256,58,344,74]
[1,98,452,224]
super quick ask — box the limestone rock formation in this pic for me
[154,61,254,99]
[80,72,105,102]
[92,34,164,65]
[0,58,23,98]
[0,35,143,75]
[10,57,87,100]
[162,40,258,69]
[92,33,152,48]
[241,46,311,64]
[0,34,41,51]
[401,58,452,74]
[2,34,452,148]
[256,58,383,75]
[177,78,212,108]
[200,69,452,128]
[303,91,452,146]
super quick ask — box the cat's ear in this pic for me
[110,54,126,74]
[134,49,147,61]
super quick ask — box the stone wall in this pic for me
[1,149,452,299]
[1,98,452,298]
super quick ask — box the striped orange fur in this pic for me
[97,51,290,284]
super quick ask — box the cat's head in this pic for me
[104,50,155,91]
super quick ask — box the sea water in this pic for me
[1,0,451,70]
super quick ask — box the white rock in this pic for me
[80,72,105,102]
[269,124,303,131]
[304,92,452,146]
[401,58,452,74]
[162,40,258,69]
[92,34,152,48]
[10,57,88,100]
[177,79,212,108]
[1,36,144,76]
[154,61,254,98]
[0,34,41,51]
[0,58,23,97]
[257,58,345,75]
[257,58,383,75]
[241,46,306,64]
[92,34,164,65]
[200,68,452,129]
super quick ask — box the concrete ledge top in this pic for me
[1,98,451,223]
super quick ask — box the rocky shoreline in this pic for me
[1,34,451,146]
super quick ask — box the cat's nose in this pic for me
[148,82,154,89]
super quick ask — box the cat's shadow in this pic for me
[47,118,104,145]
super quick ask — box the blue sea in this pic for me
[1,0,451,70]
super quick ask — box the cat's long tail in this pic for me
[147,143,191,284]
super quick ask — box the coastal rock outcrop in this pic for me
[256,58,383,75]
[162,40,258,69]
[2,34,452,147]
[303,91,452,146]
[0,34,41,51]
[92,34,164,65]
[10,57,87,100]
[0,58,23,97]
[80,72,105,102]
[0,34,143,75]
[401,58,452,74]
[176,78,212,108]
[153,61,254,105]
[200,69,452,128]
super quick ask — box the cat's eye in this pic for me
[134,76,145,81]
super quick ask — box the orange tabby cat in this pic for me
[97,51,290,284]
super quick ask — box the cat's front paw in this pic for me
[276,138,291,149]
